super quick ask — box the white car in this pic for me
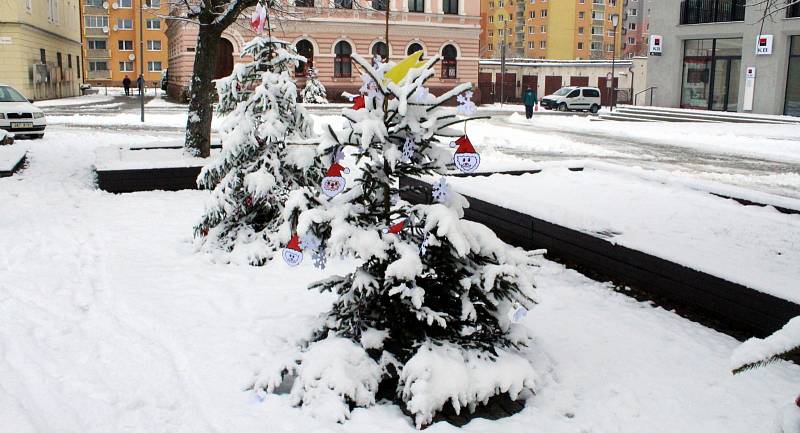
[539,86,602,113]
[0,84,46,139]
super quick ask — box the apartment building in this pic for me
[0,0,82,100]
[480,0,624,61]
[166,1,480,101]
[80,0,169,87]
[647,0,800,116]
[621,0,648,58]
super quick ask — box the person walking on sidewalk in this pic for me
[122,75,131,96]
[136,75,144,96]
[523,86,537,119]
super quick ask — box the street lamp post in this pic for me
[610,13,620,113]
[139,0,145,122]
[500,19,507,107]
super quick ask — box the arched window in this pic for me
[295,39,313,77]
[214,38,234,79]
[334,0,353,8]
[295,0,314,6]
[441,44,457,79]
[408,0,424,12]
[407,43,423,57]
[334,40,352,78]
[372,41,388,61]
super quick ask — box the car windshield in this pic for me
[0,86,28,103]
[553,87,575,96]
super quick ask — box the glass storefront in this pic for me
[681,38,742,111]
[785,36,800,117]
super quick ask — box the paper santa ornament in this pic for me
[282,234,303,267]
[321,162,350,198]
[451,135,481,173]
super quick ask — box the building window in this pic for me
[681,38,742,112]
[372,41,389,60]
[84,15,108,28]
[147,40,162,51]
[85,0,102,7]
[117,18,133,29]
[67,54,72,68]
[40,48,46,64]
[148,61,163,72]
[443,0,458,14]
[25,0,32,11]
[784,36,800,116]
[87,39,107,49]
[335,0,353,8]
[295,39,314,77]
[334,40,352,77]
[119,61,134,72]
[118,40,133,51]
[372,0,387,10]
[680,0,745,25]
[77,56,81,77]
[89,61,108,71]
[146,19,160,29]
[48,0,59,23]
[441,44,457,78]
[407,42,423,57]
[146,0,160,6]
[119,0,131,7]
[295,0,314,6]
[408,0,424,12]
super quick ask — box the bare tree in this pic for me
[746,0,799,22]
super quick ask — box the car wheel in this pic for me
[558,103,568,112]
[590,104,600,114]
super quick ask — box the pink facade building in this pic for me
[166,0,481,101]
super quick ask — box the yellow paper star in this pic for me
[384,51,426,84]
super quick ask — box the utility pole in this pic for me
[499,19,507,107]
[610,13,620,112]
[139,0,145,122]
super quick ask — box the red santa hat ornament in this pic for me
[383,219,407,235]
[451,135,481,173]
[351,95,366,110]
[282,234,303,267]
[321,162,350,198]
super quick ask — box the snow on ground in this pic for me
[46,113,222,130]
[0,125,798,432]
[34,94,114,107]
[145,97,187,108]
[506,113,800,165]
[442,167,800,303]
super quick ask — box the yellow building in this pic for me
[481,0,623,61]
[81,0,169,88]
[0,0,82,100]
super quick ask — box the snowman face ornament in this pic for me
[454,152,481,173]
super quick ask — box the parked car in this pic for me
[539,86,602,113]
[0,84,46,139]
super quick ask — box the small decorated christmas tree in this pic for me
[301,67,328,104]
[264,52,540,427]
[194,36,320,265]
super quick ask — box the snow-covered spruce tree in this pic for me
[194,36,320,265]
[301,67,328,104]
[265,53,539,427]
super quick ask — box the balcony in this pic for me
[87,49,110,58]
[789,1,800,18]
[87,70,111,80]
[680,0,745,24]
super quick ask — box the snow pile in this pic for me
[289,337,382,423]
[732,316,800,373]
[400,342,536,428]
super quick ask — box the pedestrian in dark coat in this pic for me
[122,75,131,96]
[136,75,144,96]
[523,86,537,119]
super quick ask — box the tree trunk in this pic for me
[185,27,221,158]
